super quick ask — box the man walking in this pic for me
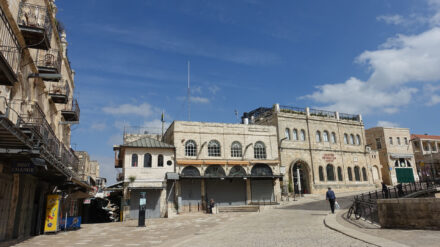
[326,187,336,214]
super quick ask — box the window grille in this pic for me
[254,141,266,159]
[208,140,221,157]
[231,141,242,157]
[185,140,197,156]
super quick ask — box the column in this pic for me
[246,179,251,205]
[273,178,281,203]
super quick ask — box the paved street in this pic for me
[12,195,374,247]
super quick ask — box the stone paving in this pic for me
[12,194,375,247]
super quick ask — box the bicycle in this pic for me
[347,199,362,220]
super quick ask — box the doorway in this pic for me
[291,162,310,194]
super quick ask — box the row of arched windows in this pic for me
[131,153,165,167]
[315,131,337,143]
[284,128,306,141]
[181,164,273,177]
[343,133,362,146]
[185,140,267,159]
[318,164,368,182]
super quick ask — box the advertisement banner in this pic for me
[60,216,81,230]
[44,194,61,233]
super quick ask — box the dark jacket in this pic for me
[326,190,336,200]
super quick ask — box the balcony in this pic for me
[61,98,80,122]
[0,8,21,86]
[17,2,52,50]
[48,81,69,104]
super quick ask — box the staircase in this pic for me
[217,205,259,213]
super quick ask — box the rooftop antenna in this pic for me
[187,60,191,121]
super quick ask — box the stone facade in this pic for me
[411,134,440,181]
[365,127,418,186]
[245,104,377,194]
[162,121,281,213]
[76,151,100,183]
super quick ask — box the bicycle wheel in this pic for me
[354,207,362,220]
[347,206,354,219]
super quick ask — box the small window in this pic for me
[362,167,367,181]
[326,164,335,181]
[316,131,321,143]
[389,137,393,145]
[231,141,242,157]
[300,129,306,141]
[132,154,138,167]
[344,134,348,144]
[331,132,336,143]
[293,129,298,140]
[348,167,353,181]
[208,140,221,157]
[350,134,354,145]
[157,154,163,167]
[323,131,329,142]
[319,166,324,181]
[356,135,361,145]
[285,128,291,140]
[254,141,267,159]
[144,153,152,168]
[432,143,437,151]
[376,138,382,149]
[397,137,401,145]
[404,137,408,145]
[185,140,197,156]
[167,160,173,166]
[354,166,361,181]
[337,167,343,181]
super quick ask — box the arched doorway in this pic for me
[290,161,310,194]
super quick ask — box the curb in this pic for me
[323,211,409,247]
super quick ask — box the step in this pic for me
[217,205,259,213]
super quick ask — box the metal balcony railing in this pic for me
[35,49,61,73]
[280,105,307,115]
[17,2,52,48]
[339,113,360,121]
[48,81,69,104]
[309,108,336,118]
[62,98,80,122]
[247,107,272,121]
[0,7,21,85]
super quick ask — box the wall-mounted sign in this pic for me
[83,199,91,204]
[12,162,34,174]
[322,154,336,163]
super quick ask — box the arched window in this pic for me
[229,165,247,176]
[323,131,329,142]
[326,164,335,181]
[397,137,401,145]
[131,154,138,167]
[406,160,411,167]
[337,167,343,181]
[185,140,197,156]
[208,140,221,156]
[181,166,200,176]
[285,128,290,140]
[254,141,267,159]
[292,129,298,140]
[331,132,337,143]
[231,141,242,157]
[362,167,367,181]
[251,164,273,176]
[319,166,324,181]
[316,131,321,142]
[348,167,353,181]
[144,153,152,167]
[205,165,226,177]
[356,135,361,145]
[157,154,163,167]
[350,134,355,145]
[354,166,361,181]
[300,129,306,141]
[344,134,348,144]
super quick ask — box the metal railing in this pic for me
[35,49,61,72]
[351,180,439,224]
[279,105,307,115]
[48,80,70,97]
[309,108,336,118]
[17,1,52,42]
[247,107,272,120]
[0,7,21,76]
[339,113,360,121]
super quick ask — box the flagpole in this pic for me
[161,110,165,138]
[187,60,190,121]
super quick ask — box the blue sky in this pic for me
[56,0,440,183]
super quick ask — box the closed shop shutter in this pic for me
[396,168,415,183]
[206,179,246,206]
[0,174,13,241]
[251,179,274,203]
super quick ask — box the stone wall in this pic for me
[377,198,440,229]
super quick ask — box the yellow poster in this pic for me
[44,194,60,233]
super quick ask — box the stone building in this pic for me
[76,151,99,184]
[244,104,378,194]
[114,135,175,219]
[162,121,281,213]
[0,0,87,243]
[411,134,440,181]
[365,127,418,185]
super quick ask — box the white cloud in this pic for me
[428,94,440,105]
[377,121,400,128]
[208,85,220,95]
[90,122,107,131]
[177,96,210,104]
[377,15,405,25]
[102,103,158,117]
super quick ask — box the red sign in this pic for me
[83,199,91,204]
[322,154,336,163]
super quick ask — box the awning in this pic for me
[389,153,413,159]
